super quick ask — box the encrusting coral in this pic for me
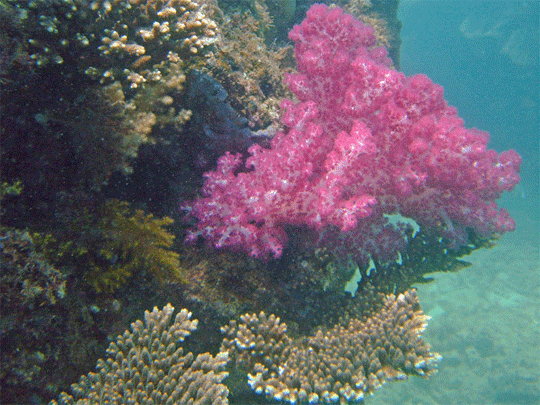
[221,289,440,404]
[0,228,67,395]
[51,304,229,405]
[0,228,66,309]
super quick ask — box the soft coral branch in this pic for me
[186,4,521,260]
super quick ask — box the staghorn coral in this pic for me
[52,303,229,405]
[221,289,440,404]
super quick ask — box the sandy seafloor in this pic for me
[368,218,540,405]
[369,3,540,403]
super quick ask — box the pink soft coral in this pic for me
[186,4,521,260]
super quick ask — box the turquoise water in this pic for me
[369,2,539,403]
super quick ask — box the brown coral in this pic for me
[87,0,219,133]
[87,0,219,87]
[34,198,181,293]
[336,0,402,67]
[52,304,229,405]
[206,1,294,129]
[221,289,440,404]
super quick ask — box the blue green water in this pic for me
[368,1,539,403]
[399,1,539,235]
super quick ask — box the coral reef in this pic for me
[222,289,439,404]
[88,0,218,88]
[84,0,219,133]
[0,226,179,405]
[1,0,218,194]
[0,1,522,404]
[8,0,218,85]
[52,304,229,405]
